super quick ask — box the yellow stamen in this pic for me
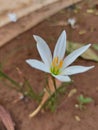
[51,57,63,75]
[52,57,58,66]
[58,60,63,69]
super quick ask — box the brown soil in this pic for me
[0,0,98,130]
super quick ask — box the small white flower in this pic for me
[26,30,94,82]
[8,13,17,22]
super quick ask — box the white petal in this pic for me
[53,75,71,82]
[61,65,94,75]
[53,30,66,59]
[33,35,52,67]
[68,18,76,28]
[63,44,91,68]
[26,59,50,73]
[8,13,17,22]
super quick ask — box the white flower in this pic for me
[26,30,94,82]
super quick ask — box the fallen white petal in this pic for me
[53,30,66,59]
[53,75,71,82]
[68,18,76,28]
[26,59,50,73]
[33,35,52,67]
[8,13,17,22]
[61,65,94,75]
[63,44,91,69]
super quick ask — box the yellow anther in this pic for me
[51,57,64,75]
[58,60,63,68]
[55,57,58,64]
[52,57,58,66]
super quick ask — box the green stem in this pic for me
[51,76,57,100]
[0,70,21,88]
[44,76,52,96]
[0,70,41,101]
[23,78,40,101]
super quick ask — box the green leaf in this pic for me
[67,41,98,62]
[82,97,93,104]
[23,79,41,102]
[78,94,93,104]
[92,44,98,50]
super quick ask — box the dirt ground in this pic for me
[0,0,98,130]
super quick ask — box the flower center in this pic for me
[50,57,63,75]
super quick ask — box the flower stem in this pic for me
[51,76,57,92]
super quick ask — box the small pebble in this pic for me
[75,104,79,108]
[75,115,81,122]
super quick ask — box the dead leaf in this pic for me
[75,115,81,122]
[0,105,15,130]
[67,41,98,62]
[86,9,94,14]
[29,76,61,117]
[79,30,87,35]
[68,88,77,98]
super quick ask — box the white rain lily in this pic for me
[26,30,94,82]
